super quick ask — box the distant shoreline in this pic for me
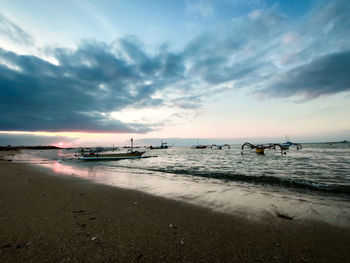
[0,140,348,150]
[0,145,61,151]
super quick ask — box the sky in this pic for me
[0,0,349,146]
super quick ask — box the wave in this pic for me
[141,167,350,195]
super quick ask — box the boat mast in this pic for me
[286,135,290,142]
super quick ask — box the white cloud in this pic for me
[185,0,214,18]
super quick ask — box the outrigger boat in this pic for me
[149,140,169,149]
[78,138,145,160]
[280,136,302,150]
[191,140,208,149]
[280,142,302,150]
[241,142,284,155]
[210,144,231,150]
[192,145,207,149]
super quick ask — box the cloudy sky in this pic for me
[0,0,349,146]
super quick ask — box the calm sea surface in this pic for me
[14,143,350,226]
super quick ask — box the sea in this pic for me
[12,143,350,227]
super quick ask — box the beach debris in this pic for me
[180,239,185,245]
[72,210,89,218]
[72,210,87,214]
[91,236,98,241]
[16,244,26,249]
[14,241,31,249]
[134,202,138,205]
[2,243,12,249]
[134,252,144,262]
[276,212,294,220]
[89,217,96,220]
[168,223,177,229]
[77,223,86,228]
[169,223,178,235]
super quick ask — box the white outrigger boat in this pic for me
[78,138,145,160]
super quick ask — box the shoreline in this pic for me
[24,149,350,228]
[1,151,350,262]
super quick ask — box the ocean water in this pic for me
[13,143,350,226]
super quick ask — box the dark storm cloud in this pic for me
[0,27,193,133]
[258,51,350,99]
[0,13,34,45]
[0,43,165,133]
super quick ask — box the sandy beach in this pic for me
[0,150,349,263]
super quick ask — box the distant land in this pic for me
[0,145,61,151]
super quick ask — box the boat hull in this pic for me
[255,148,265,154]
[194,145,207,149]
[149,146,168,149]
[78,152,144,160]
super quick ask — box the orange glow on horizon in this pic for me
[0,130,151,147]
[0,130,123,139]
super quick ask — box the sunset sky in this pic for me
[0,0,349,146]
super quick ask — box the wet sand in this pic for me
[0,151,349,262]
